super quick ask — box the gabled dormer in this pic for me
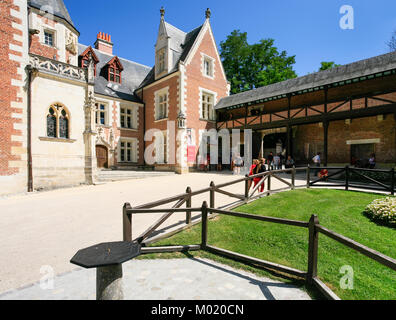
[103,56,124,84]
[79,46,99,76]
[155,7,170,79]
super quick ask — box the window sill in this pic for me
[119,127,138,132]
[203,74,215,80]
[199,118,216,123]
[39,137,76,143]
[96,124,111,129]
[154,118,169,123]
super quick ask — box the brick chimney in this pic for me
[94,32,113,55]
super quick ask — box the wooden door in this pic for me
[96,145,108,168]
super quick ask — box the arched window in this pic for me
[47,107,57,138]
[46,104,70,139]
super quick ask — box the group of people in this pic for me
[248,158,267,193]
[266,152,295,170]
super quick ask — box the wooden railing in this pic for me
[133,202,396,300]
[308,165,395,195]
[123,167,303,244]
[123,165,395,244]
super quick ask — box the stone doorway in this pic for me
[96,145,108,169]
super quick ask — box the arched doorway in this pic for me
[96,145,108,169]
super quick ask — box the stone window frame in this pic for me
[154,130,168,164]
[199,87,217,122]
[157,48,166,75]
[95,101,110,126]
[120,105,137,130]
[45,103,71,140]
[43,28,56,48]
[154,87,169,121]
[118,138,138,163]
[201,53,215,79]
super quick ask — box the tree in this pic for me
[387,30,396,52]
[319,61,341,71]
[220,30,297,94]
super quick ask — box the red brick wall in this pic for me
[0,0,24,175]
[293,116,396,164]
[184,26,229,162]
[29,15,59,60]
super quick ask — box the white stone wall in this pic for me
[30,75,86,190]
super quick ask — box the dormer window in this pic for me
[106,56,124,84]
[79,46,99,76]
[109,67,121,83]
[157,48,166,74]
[202,54,215,78]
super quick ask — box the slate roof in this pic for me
[78,44,151,103]
[28,0,77,32]
[137,24,203,90]
[215,50,396,110]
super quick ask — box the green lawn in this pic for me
[142,189,396,300]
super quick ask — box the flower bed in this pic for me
[364,197,396,227]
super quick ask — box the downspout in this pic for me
[142,88,146,167]
[26,8,38,192]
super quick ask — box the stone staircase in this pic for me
[97,170,175,183]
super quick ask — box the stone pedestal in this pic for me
[96,264,123,300]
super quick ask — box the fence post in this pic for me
[307,214,319,285]
[186,187,192,224]
[267,169,271,196]
[292,166,296,190]
[244,174,249,202]
[210,181,216,209]
[345,166,349,191]
[201,201,208,249]
[391,168,395,196]
[307,165,311,188]
[123,203,132,242]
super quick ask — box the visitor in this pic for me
[319,169,329,181]
[248,159,259,191]
[285,156,295,169]
[313,152,321,167]
[273,153,281,170]
[252,158,267,193]
[369,153,376,169]
[267,152,274,169]
[233,153,244,175]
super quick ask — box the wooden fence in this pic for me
[129,202,396,300]
[122,166,396,300]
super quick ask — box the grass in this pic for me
[140,189,396,300]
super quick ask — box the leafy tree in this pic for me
[220,30,297,94]
[319,61,341,71]
[387,30,396,52]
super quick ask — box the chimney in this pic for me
[94,32,113,55]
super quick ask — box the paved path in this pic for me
[0,258,311,300]
[0,171,305,294]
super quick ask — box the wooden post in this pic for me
[210,182,215,209]
[307,215,320,285]
[186,187,192,224]
[267,170,271,196]
[245,174,249,202]
[323,121,329,167]
[123,203,132,242]
[201,201,208,249]
[292,166,296,190]
[345,166,349,191]
[390,168,395,196]
[307,165,311,188]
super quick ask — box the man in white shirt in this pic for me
[313,153,321,167]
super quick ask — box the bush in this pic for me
[364,197,396,227]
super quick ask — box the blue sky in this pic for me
[66,0,396,76]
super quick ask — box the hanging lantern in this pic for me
[177,111,186,129]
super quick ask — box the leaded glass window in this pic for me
[47,108,57,138]
[59,109,69,139]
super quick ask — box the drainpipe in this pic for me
[142,88,146,167]
[26,7,39,192]
[26,65,36,192]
